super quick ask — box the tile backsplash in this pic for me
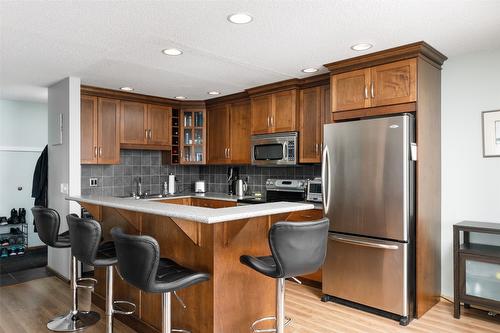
[82,150,320,197]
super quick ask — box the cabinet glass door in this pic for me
[465,259,500,302]
[180,109,206,164]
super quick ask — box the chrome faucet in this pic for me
[136,177,143,196]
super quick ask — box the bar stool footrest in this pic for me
[251,316,292,333]
[76,277,97,290]
[172,329,191,333]
[112,300,136,315]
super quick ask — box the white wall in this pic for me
[0,99,47,247]
[441,49,500,298]
[47,77,81,279]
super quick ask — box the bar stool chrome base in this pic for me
[250,278,291,333]
[47,256,100,332]
[162,292,191,333]
[251,316,292,333]
[47,310,100,332]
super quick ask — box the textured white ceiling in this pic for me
[1,0,500,102]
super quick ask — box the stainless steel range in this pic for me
[237,179,306,205]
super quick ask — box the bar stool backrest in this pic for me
[67,214,102,266]
[269,218,329,278]
[111,227,160,293]
[31,206,62,247]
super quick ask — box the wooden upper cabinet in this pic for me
[370,59,417,107]
[331,68,370,112]
[148,105,171,146]
[250,89,298,135]
[299,87,322,163]
[207,104,230,164]
[273,89,298,133]
[331,58,417,113]
[81,95,98,164]
[97,98,121,164]
[120,102,172,148]
[250,95,272,135]
[208,100,251,165]
[120,101,147,144]
[321,84,332,125]
[180,109,206,164]
[228,100,251,164]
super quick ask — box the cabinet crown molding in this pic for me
[324,41,447,74]
[81,85,206,109]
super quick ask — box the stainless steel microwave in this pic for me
[251,132,298,166]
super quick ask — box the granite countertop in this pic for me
[67,194,315,224]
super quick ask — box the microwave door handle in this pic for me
[283,142,288,160]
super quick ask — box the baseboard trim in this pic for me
[46,266,70,284]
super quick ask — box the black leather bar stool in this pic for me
[31,207,100,332]
[240,218,329,333]
[66,215,136,333]
[111,227,210,333]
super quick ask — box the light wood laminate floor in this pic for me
[0,276,498,333]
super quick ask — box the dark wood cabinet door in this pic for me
[148,104,171,146]
[331,68,371,112]
[299,87,321,163]
[81,95,98,164]
[370,59,417,107]
[229,100,251,164]
[273,89,297,133]
[321,84,332,125]
[207,104,230,164]
[120,101,147,144]
[97,98,120,164]
[251,95,272,134]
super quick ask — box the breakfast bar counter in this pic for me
[68,194,316,333]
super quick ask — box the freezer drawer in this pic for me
[322,233,409,316]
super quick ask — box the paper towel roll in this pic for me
[168,174,176,194]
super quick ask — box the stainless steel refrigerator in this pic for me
[321,114,416,325]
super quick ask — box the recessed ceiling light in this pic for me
[350,43,373,51]
[208,91,221,95]
[227,13,253,24]
[120,87,134,91]
[162,48,183,56]
[175,96,187,100]
[301,68,319,73]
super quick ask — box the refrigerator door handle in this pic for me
[329,234,399,250]
[321,144,332,213]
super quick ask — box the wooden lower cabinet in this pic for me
[191,198,236,208]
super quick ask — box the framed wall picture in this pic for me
[482,110,500,157]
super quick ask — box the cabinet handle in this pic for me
[315,143,318,154]
[99,147,103,157]
[228,148,231,159]
[271,116,274,127]
[364,85,368,99]
[267,116,270,128]
[149,129,152,139]
[94,146,98,157]
[145,129,148,139]
[370,81,375,99]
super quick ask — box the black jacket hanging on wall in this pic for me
[32,145,48,231]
